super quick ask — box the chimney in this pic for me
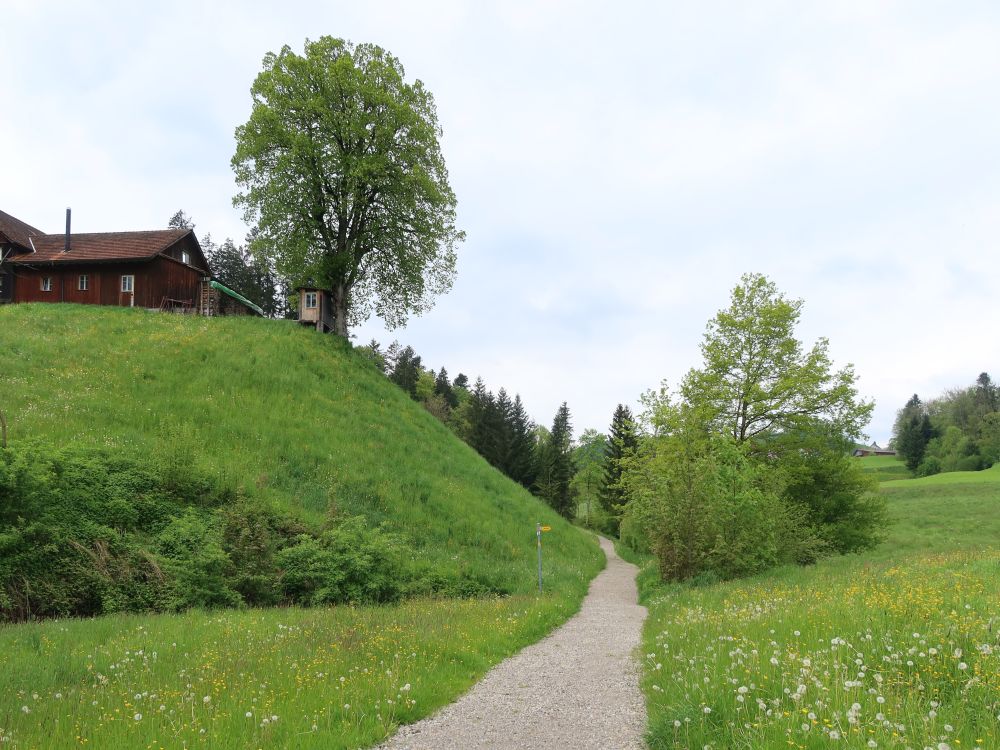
[64,208,71,252]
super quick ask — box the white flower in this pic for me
[944,724,953,732]
[957,662,968,670]
[134,713,142,721]
[20,706,29,714]
[830,729,841,740]
[867,741,877,748]
[674,720,681,728]
[203,695,211,704]
[703,706,712,714]
[245,711,253,718]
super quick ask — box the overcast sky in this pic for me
[5,1,1000,442]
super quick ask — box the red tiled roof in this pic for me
[7,229,191,264]
[0,209,43,249]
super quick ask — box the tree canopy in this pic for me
[232,37,463,336]
[682,273,872,446]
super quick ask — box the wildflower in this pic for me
[20,707,29,714]
[703,706,712,714]
[958,662,968,670]
[133,713,141,721]
[245,712,253,718]
[674,720,681,728]
[830,729,841,740]
[203,695,211,704]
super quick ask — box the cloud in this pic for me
[4,1,1000,441]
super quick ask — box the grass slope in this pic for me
[0,303,604,749]
[0,303,600,595]
[636,468,1000,749]
[854,454,911,482]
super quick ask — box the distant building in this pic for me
[852,441,897,457]
[0,208,260,315]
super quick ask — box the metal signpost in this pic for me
[536,523,551,593]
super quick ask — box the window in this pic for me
[304,292,318,309]
[181,251,191,265]
[78,274,89,291]
[41,277,52,292]
[121,275,134,293]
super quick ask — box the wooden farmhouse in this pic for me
[0,208,261,316]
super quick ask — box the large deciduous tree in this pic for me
[682,273,872,447]
[232,37,463,337]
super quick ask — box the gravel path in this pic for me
[378,536,648,750]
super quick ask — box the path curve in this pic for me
[378,536,648,750]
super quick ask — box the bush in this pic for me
[276,517,405,605]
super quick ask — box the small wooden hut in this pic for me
[297,287,334,332]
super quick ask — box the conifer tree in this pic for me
[506,394,537,488]
[388,346,422,399]
[537,403,574,518]
[599,404,639,532]
[434,367,459,408]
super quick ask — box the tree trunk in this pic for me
[332,284,349,337]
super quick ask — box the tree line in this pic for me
[355,340,642,524]
[893,373,1000,476]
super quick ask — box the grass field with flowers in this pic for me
[0,593,581,749]
[635,467,1000,750]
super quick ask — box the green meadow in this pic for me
[635,467,1000,750]
[854,454,912,482]
[0,303,604,749]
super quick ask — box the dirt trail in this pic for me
[378,536,648,749]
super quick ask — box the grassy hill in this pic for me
[0,303,600,598]
[635,466,1000,749]
[0,303,604,749]
[854,453,912,481]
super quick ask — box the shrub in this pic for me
[276,517,405,605]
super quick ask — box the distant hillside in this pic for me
[0,304,601,612]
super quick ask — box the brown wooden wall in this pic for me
[10,256,205,308]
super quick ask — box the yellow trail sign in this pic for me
[540,526,552,532]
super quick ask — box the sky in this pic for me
[4,0,1000,443]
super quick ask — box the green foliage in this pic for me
[232,37,463,335]
[156,509,242,610]
[598,404,638,534]
[894,394,935,471]
[893,373,1000,478]
[682,273,872,444]
[535,403,574,518]
[623,275,883,582]
[570,428,609,533]
[276,517,404,605]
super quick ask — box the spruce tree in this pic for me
[537,403,574,518]
[388,346,422,399]
[599,404,639,532]
[894,394,935,472]
[506,394,537,488]
[434,367,459,408]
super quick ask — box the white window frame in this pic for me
[304,292,318,309]
[41,276,52,292]
[181,251,191,265]
[121,275,134,293]
[78,274,89,291]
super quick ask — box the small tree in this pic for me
[233,37,464,337]
[893,395,934,473]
